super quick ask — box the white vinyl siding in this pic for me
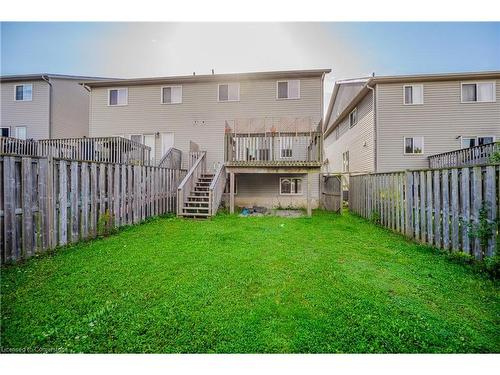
[108,88,128,106]
[218,83,239,102]
[403,84,423,105]
[14,84,33,101]
[279,177,302,195]
[461,82,496,102]
[162,86,182,104]
[15,126,27,140]
[277,80,300,99]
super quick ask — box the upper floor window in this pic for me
[15,84,33,101]
[277,80,300,99]
[218,83,240,102]
[404,136,424,154]
[162,86,182,104]
[15,126,27,140]
[461,82,495,103]
[1,127,10,137]
[403,84,423,105]
[108,88,128,106]
[349,108,358,127]
[461,136,495,148]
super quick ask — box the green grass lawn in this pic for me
[1,211,499,353]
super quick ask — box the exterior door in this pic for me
[143,134,156,164]
[161,133,174,155]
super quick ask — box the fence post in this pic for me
[405,171,413,238]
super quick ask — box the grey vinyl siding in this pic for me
[89,77,322,169]
[324,91,375,173]
[328,82,366,126]
[0,80,50,139]
[232,173,320,209]
[376,79,500,172]
[51,78,90,138]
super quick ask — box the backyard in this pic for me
[1,211,498,353]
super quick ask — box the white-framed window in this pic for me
[461,136,495,148]
[279,177,302,195]
[1,127,10,137]
[276,80,300,99]
[14,84,33,101]
[461,82,496,103]
[218,83,240,102]
[161,86,182,104]
[279,136,293,158]
[342,151,349,172]
[129,134,143,144]
[403,84,424,105]
[349,108,358,127]
[404,137,424,155]
[15,126,27,140]
[108,88,128,106]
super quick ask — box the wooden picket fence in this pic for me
[0,155,186,264]
[349,165,499,259]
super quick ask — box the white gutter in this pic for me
[41,75,53,139]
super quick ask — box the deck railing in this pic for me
[429,142,499,169]
[224,132,322,164]
[177,151,207,216]
[1,136,152,165]
[0,137,39,156]
[209,163,227,216]
[158,147,182,169]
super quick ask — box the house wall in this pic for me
[51,78,90,138]
[230,173,320,209]
[88,76,323,170]
[323,91,375,174]
[0,80,50,139]
[376,79,500,172]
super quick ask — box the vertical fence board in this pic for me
[70,161,79,243]
[450,169,459,251]
[471,167,482,259]
[442,170,450,250]
[58,160,68,246]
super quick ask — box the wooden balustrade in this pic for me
[158,147,182,169]
[1,136,151,165]
[209,163,227,215]
[429,142,499,169]
[224,132,322,164]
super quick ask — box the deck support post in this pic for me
[229,172,235,214]
[307,172,312,217]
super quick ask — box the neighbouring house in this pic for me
[82,69,331,216]
[323,71,500,175]
[0,73,111,140]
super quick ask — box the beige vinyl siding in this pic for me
[231,173,320,209]
[376,79,500,172]
[89,77,322,169]
[51,78,90,138]
[0,80,50,139]
[328,81,366,126]
[324,91,375,173]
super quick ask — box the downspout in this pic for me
[366,82,377,172]
[41,75,53,139]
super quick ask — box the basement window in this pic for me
[280,177,302,195]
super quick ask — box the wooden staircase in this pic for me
[179,173,214,218]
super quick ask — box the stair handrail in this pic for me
[158,147,182,169]
[177,151,206,216]
[208,163,227,216]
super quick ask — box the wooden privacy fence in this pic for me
[321,174,342,213]
[349,165,499,259]
[0,155,186,264]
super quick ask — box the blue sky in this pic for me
[1,22,499,103]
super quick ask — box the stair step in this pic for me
[180,212,211,217]
[185,202,209,207]
[187,196,210,200]
[183,208,210,213]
